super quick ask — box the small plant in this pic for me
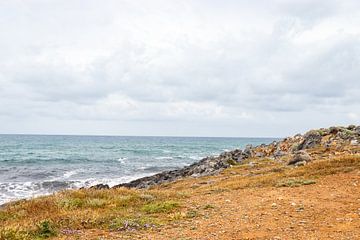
[34,220,57,239]
[142,200,179,214]
[276,179,316,187]
[0,228,28,240]
[186,210,198,218]
[0,211,10,221]
[58,198,84,210]
[139,194,156,202]
[203,204,215,210]
[115,194,139,208]
[86,198,107,208]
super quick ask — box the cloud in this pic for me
[0,0,359,136]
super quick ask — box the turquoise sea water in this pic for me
[0,135,277,205]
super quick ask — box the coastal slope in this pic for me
[0,125,359,240]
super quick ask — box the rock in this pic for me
[113,155,231,189]
[255,152,265,158]
[90,184,110,190]
[329,127,339,134]
[294,161,307,166]
[274,150,286,158]
[243,145,253,158]
[347,125,356,130]
[350,139,358,146]
[297,130,322,150]
[355,126,360,135]
[288,150,311,165]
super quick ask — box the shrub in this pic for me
[34,220,57,239]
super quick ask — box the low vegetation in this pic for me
[1,152,358,239]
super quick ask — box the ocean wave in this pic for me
[118,157,128,164]
[0,173,157,206]
[155,156,173,160]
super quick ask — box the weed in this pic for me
[142,201,179,214]
[86,198,107,208]
[58,198,84,210]
[186,210,198,218]
[34,220,57,239]
[276,179,316,187]
[0,228,27,240]
[203,204,215,210]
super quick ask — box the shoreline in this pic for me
[0,125,359,239]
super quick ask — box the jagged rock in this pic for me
[288,150,312,165]
[255,152,265,158]
[347,125,356,130]
[329,127,339,134]
[297,130,322,150]
[354,126,360,135]
[90,184,110,190]
[89,125,358,190]
[274,150,286,158]
[113,156,230,189]
[243,145,253,158]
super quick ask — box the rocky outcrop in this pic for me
[297,130,322,150]
[113,151,249,189]
[90,125,360,190]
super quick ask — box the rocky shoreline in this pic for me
[91,125,360,190]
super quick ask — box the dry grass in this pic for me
[0,153,359,240]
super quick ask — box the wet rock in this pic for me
[288,150,311,165]
[90,184,110,190]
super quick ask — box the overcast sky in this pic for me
[0,0,359,137]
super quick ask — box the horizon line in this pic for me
[0,133,282,139]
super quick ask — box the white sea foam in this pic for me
[155,156,173,160]
[118,157,128,164]
[0,173,156,206]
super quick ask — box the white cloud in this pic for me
[0,0,359,136]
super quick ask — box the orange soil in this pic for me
[69,171,360,240]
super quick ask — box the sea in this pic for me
[0,135,277,205]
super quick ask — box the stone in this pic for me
[255,152,265,158]
[347,125,356,130]
[243,145,253,158]
[274,150,286,158]
[288,150,311,165]
[297,130,322,150]
[90,184,110,190]
[355,126,360,135]
[350,139,358,145]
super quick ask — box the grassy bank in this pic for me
[1,150,359,239]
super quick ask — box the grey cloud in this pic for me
[0,0,359,136]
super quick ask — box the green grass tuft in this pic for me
[142,200,180,214]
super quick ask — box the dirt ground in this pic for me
[72,171,360,240]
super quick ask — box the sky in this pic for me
[0,0,359,137]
